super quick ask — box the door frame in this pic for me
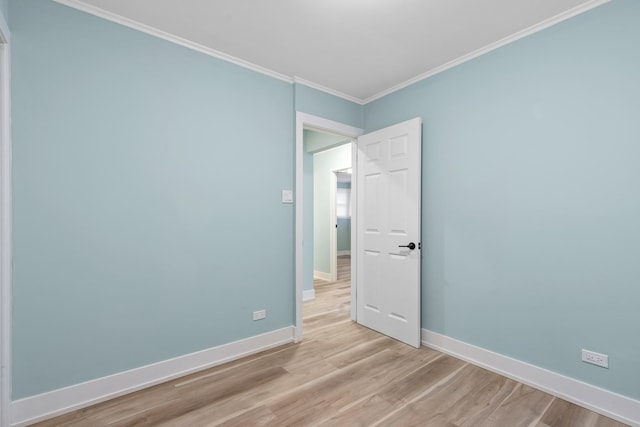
[0,10,11,427]
[295,112,362,342]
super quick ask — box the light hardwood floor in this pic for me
[35,255,627,426]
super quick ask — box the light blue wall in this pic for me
[364,0,640,399]
[295,83,363,129]
[0,0,7,24]
[302,148,314,292]
[12,0,638,407]
[11,0,294,399]
[313,145,351,274]
[304,128,350,153]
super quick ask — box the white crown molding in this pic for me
[52,0,293,84]
[11,327,295,426]
[52,1,369,104]
[293,77,364,105]
[422,329,640,427]
[364,0,612,104]
[53,0,610,106]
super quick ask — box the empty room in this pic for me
[1,0,639,426]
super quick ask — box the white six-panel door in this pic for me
[356,117,422,348]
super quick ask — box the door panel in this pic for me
[356,117,422,348]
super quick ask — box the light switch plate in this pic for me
[281,190,293,204]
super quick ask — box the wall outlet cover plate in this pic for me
[281,190,293,204]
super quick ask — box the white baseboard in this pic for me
[337,250,351,256]
[422,329,640,427]
[11,327,295,427]
[313,270,331,281]
[303,289,315,301]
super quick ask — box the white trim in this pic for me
[293,77,364,106]
[53,0,368,105]
[422,329,640,427]
[337,250,351,256]
[296,112,363,343]
[302,289,315,302]
[53,0,293,84]
[363,0,612,103]
[313,270,332,282]
[0,17,11,427]
[54,0,610,106]
[349,142,357,322]
[53,1,369,104]
[11,327,295,427]
[298,113,363,139]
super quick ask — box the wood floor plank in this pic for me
[153,352,338,426]
[323,335,390,368]
[536,398,628,427]
[324,355,464,426]
[324,393,397,427]
[116,366,288,427]
[479,383,554,427]
[376,364,515,427]
[33,256,629,427]
[215,406,277,427]
[266,348,416,425]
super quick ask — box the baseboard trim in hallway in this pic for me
[313,270,331,281]
[422,329,640,427]
[11,327,295,427]
[302,289,315,301]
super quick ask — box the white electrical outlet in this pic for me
[582,349,609,368]
[253,309,266,321]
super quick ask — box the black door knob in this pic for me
[398,242,416,250]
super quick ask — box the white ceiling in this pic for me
[69,0,605,103]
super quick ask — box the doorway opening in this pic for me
[296,114,423,348]
[294,113,362,342]
[303,131,352,334]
